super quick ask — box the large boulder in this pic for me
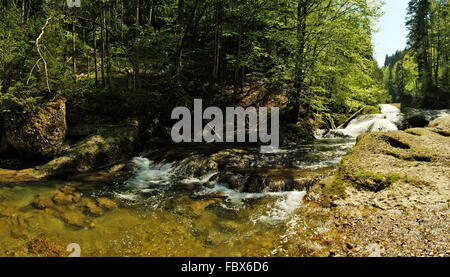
[5,99,67,159]
[326,116,450,196]
[402,107,428,128]
[0,124,140,183]
[36,124,140,174]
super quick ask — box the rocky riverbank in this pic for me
[297,116,450,257]
[0,124,140,183]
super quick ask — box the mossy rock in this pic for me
[5,99,67,159]
[0,124,140,183]
[332,116,450,193]
[403,108,428,128]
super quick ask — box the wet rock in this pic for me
[72,192,83,203]
[96,198,117,210]
[52,191,74,205]
[403,108,428,128]
[5,98,67,159]
[245,175,267,193]
[170,196,221,217]
[30,188,114,228]
[218,172,249,191]
[52,206,92,228]
[0,124,140,183]
[332,116,450,193]
[8,214,31,239]
[32,195,53,210]
[59,185,76,194]
[218,167,334,193]
[82,199,104,216]
[28,238,67,257]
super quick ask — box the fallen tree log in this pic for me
[336,106,366,129]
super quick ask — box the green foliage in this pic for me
[384,0,450,108]
[0,0,397,138]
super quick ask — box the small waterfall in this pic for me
[318,104,404,139]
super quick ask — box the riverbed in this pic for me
[1,104,448,257]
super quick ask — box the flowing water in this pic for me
[0,104,447,257]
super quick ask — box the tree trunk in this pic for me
[292,0,308,120]
[107,4,112,92]
[234,23,243,94]
[136,0,140,28]
[148,0,153,25]
[72,19,77,79]
[93,22,98,86]
[101,5,105,87]
[213,2,222,83]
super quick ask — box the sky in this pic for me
[372,0,410,66]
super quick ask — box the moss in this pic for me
[405,129,424,136]
[0,124,139,183]
[321,175,347,201]
[351,170,401,192]
[402,176,430,187]
[385,149,434,162]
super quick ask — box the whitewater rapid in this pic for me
[318,104,403,139]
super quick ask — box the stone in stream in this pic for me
[0,124,140,183]
[82,198,104,216]
[97,197,117,210]
[30,186,118,228]
[336,116,448,192]
[28,238,67,257]
[218,167,334,193]
[52,191,75,205]
[32,195,54,210]
[402,107,429,128]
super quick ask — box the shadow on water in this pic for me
[0,138,354,257]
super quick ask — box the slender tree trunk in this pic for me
[213,2,222,83]
[107,4,112,92]
[136,0,140,28]
[234,23,243,94]
[148,0,153,26]
[73,19,77,80]
[84,28,89,77]
[93,22,98,86]
[101,5,105,87]
[21,0,25,23]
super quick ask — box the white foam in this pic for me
[252,191,306,224]
[124,157,173,189]
[196,184,306,223]
[180,171,218,185]
[318,104,403,139]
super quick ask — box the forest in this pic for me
[0,0,394,143]
[383,0,448,108]
[0,1,448,144]
[0,0,449,259]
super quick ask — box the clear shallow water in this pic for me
[2,104,447,257]
[0,138,354,257]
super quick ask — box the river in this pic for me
[0,105,448,256]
